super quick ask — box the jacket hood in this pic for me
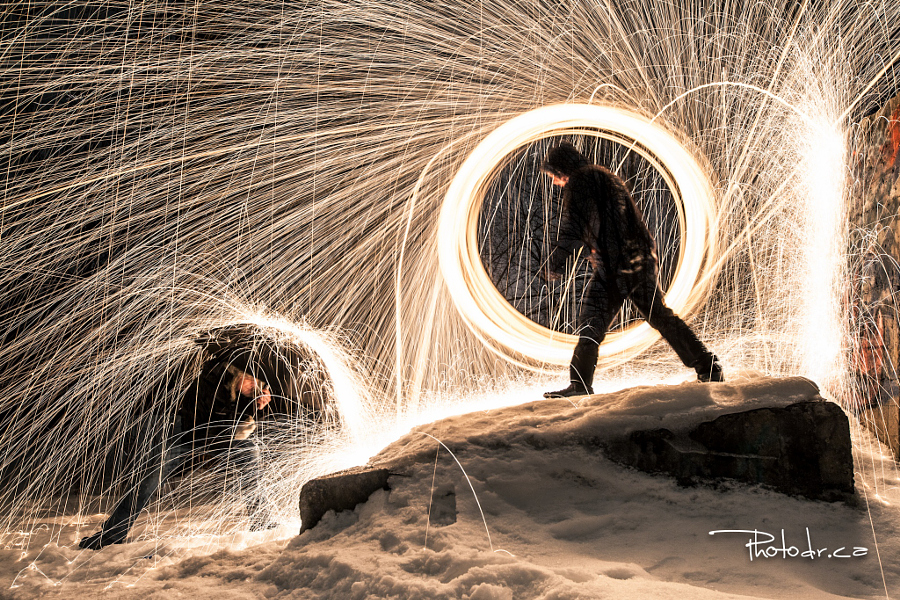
[541,142,590,177]
[194,323,322,408]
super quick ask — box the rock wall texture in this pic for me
[848,94,900,457]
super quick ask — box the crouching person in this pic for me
[79,336,278,550]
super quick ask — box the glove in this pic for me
[234,415,256,440]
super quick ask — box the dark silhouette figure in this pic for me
[79,325,327,549]
[541,142,723,398]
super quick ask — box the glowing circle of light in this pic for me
[438,103,717,368]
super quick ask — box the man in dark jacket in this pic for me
[541,142,723,398]
[79,325,316,550]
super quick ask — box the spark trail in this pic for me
[0,0,898,553]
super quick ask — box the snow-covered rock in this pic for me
[300,377,852,532]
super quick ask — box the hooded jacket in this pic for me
[547,158,658,282]
[179,323,330,442]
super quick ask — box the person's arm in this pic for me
[546,241,581,280]
[233,374,271,440]
[546,185,587,279]
[256,385,272,410]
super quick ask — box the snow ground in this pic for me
[2,377,899,599]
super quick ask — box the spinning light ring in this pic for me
[438,103,717,368]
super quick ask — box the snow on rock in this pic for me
[301,376,850,533]
[2,376,898,599]
[371,376,828,471]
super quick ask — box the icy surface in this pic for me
[2,377,899,599]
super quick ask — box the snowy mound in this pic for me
[4,377,897,599]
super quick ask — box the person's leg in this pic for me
[79,419,192,550]
[230,437,276,530]
[627,273,724,382]
[545,276,622,398]
[567,337,599,395]
[205,430,273,530]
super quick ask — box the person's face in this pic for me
[548,173,568,187]
[238,374,272,409]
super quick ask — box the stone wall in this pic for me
[848,94,900,457]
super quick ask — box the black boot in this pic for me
[544,340,597,398]
[78,524,129,550]
[693,355,724,382]
[543,382,593,398]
